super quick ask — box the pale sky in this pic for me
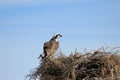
[0,0,120,80]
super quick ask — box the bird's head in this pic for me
[56,33,62,37]
[51,33,62,41]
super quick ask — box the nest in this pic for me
[26,48,120,80]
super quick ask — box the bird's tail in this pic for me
[38,53,46,59]
[38,54,41,59]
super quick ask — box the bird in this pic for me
[38,33,62,59]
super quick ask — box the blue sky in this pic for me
[0,0,120,80]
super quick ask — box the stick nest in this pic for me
[26,48,120,80]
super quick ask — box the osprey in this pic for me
[39,34,62,59]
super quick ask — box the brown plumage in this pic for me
[38,34,62,59]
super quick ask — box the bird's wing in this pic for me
[44,41,59,52]
[44,41,53,49]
